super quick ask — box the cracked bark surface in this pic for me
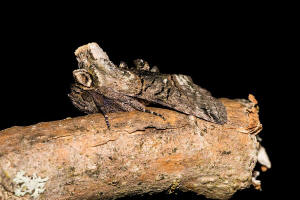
[0,96,262,200]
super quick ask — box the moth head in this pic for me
[73,69,93,88]
[74,43,143,95]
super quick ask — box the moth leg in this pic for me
[120,98,165,120]
[143,108,165,120]
[104,115,110,129]
[100,111,110,129]
[94,88,166,122]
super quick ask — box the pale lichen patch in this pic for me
[13,170,48,199]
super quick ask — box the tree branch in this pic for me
[0,96,262,200]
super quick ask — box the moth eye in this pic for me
[73,69,92,88]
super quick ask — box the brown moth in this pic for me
[68,43,227,128]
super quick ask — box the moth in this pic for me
[68,43,227,128]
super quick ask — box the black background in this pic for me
[0,5,289,199]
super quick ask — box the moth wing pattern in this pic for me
[69,84,138,128]
[69,43,227,126]
[69,84,166,128]
[172,74,227,124]
[68,85,99,114]
[136,72,227,124]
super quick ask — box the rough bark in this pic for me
[0,95,262,200]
